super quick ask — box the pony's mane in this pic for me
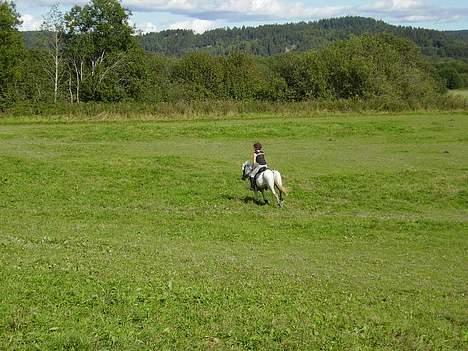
[242,161,253,175]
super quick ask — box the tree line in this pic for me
[136,16,468,60]
[0,0,459,112]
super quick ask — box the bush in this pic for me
[4,31,456,111]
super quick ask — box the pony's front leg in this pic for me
[253,190,259,204]
[261,190,269,205]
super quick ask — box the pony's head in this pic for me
[241,161,253,180]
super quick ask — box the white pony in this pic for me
[241,161,287,207]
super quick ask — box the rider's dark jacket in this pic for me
[254,150,267,165]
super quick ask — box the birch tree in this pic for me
[63,0,137,102]
[41,4,65,103]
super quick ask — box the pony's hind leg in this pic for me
[269,184,281,207]
[279,187,285,205]
[273,172,285,206]
[264,172,281,207]
[273,189,282,207]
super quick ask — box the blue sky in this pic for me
[15,0,468,34]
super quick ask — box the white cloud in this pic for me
[20,14,42,31]
[370,0,423,11]
[17,0,352,21]
[168,19,217,33]
[125,0,196,12]
[14,0,468,31]
[212,0,348,20]
[16,0,86,6]
[124,0,351,21]
[140,21,159,33]
[363,0,468,23]
[120,1,468,25]
[399,15,437,21]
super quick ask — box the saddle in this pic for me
[250,166,268,190]
[254,166,268,182]
[252,167,268,189]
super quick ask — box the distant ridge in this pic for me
[23,16,468,59]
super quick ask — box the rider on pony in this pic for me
[249,142,268,190]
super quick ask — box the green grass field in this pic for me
[1,112,467,350]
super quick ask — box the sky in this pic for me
[15,0,468,34]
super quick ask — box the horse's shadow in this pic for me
[221,194,268,206]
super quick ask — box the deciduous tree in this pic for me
[63,0,137,101]
[41,4,65,103]
[0,0,24,108]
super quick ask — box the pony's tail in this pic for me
[276,184,288,196]
[273,170,288,196]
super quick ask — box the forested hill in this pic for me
[446,30,468,42]
[23,16,468,59]
[137,17,468,58]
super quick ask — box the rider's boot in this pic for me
[249,177,256,191]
